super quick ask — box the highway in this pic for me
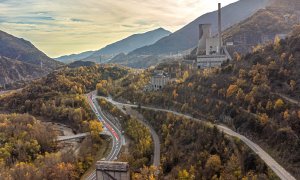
[103,97,296,180]
[85,92,124,180]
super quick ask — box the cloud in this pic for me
[70,18,92,23]
[0,0,238,57]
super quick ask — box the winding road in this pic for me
[103,97,296,180]
[85,92,124,180]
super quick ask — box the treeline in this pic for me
[97,99,154,173]
[139,109,278,179]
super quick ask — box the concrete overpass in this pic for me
[57,130,110,142]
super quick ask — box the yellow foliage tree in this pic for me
[283,110,290,121]
[178,169,190,179]
[89,120,103,140]
[226,85,239,98]
[274,99,284,111]
[205,155,222,174]
[172,89,179,100]
[132,166,159,180]
[259,113,269,125]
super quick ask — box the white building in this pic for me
[150,72,170,91]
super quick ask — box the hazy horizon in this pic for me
[0,0,238,57]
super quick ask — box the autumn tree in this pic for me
[259,113,269,125]
[132,166,159,180]
[205,155,222,178]
[283,110,290,121]
[178,169,190,179]
[221,155,242,179]
[172,89,179,100]
[96,80,109,96]
[290,80,296,91]
[88,120,103,141]
[10,162,41,180]
[274,99,284,111]
[226,85,239,98]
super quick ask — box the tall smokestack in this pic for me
[218,3,222,54]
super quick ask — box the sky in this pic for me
[0,0,238,57]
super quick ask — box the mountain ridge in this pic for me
[0,30,62,70]
[55,51,95,64]
[56,28,171,64]
[129,0,269,56]
[0,30,62,85]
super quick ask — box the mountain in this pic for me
[0,30,62,70]
[0,56,44,85]
[222,0,300,54]
[55,51,95,64]
[83,28,171,62]
[68,60,96,68]
[129,0,269,56]
[110,53,162,68]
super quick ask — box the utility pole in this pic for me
[99,55,102,64]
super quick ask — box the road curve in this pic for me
[103,97,296,180]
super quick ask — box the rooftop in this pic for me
[96,161,129,172]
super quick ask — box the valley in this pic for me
[0,0,300,179]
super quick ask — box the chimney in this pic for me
[218,3,222,54]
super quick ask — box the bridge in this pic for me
[57,130,110,142]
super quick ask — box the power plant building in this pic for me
[196,3,231,69]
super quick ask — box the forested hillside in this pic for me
[97,98,277,179]
[0,65,128,131]
[0,65,129,179]
[139,110,278,179]
[0,114,78,179]
[107,26,300,179]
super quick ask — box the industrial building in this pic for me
[196,3,231,69]
[150,70,171,91]
[96,161,130,180]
